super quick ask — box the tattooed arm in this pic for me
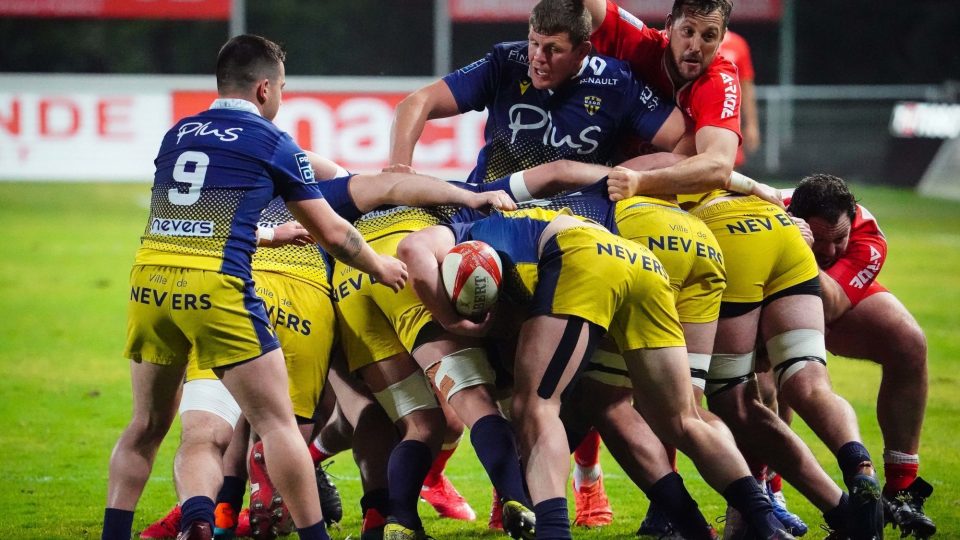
[286,198,407,292]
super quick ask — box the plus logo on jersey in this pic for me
[507,104,601,155]
[584,96,602,116]
[849,245,882,289]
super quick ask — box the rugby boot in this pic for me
[720,506,746,540]
[502,500,536,540]
[213,502,238,540]
[636,502,683,539]
[141,505,182,539]
[420,473,476,521]
[383,518,435,540]
[572,475,614,527]
[847,473,884,540]
[489,489,504,530]
[884,477,936,538]
[766,483,808,536]
[176,521,213,540]
[360,507,388,540]
[316,461,343,525]
[234,508,251,538]
[247,440,292,540]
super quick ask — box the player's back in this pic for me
[136,104,311,279]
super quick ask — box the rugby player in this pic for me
[101,35,406,540]
[787,174,935,538]
[400,210,796,540]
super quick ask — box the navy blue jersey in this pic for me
[136,99,325,280]
[443,41,674,183]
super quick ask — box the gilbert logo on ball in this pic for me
[441,241,503,317]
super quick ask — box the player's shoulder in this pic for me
[575,53,637,90]
[491,41,530,66]
[689,56,739,97]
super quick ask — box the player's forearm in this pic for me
[584,0,607,31]
[381,172,474,208]
[636,151,731,195]
[397,236,461,327]
[521,160,613,197]
[819,270,852,325]
[389,94,431,166]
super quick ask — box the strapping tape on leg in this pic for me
[373,372,439,423]
[583,349,632,389]
[178,379,242,427]
[704,352,755,397]
[766,329,826,388]
[433,347,496,400]
[688,353,712,391]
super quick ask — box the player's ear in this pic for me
[575,40,592,60]
[255,78,269,105]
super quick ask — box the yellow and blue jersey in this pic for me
[135,99,325,280]
[444,41,675,183]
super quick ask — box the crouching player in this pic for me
[399,210,795,540]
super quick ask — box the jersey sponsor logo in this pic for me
[639,84,661,112]
[149,218,214,237]
[129,286,212,310]
[507,103,601,155]
[175,121,242,145]
[295,152,316,183]
[584,95,602,116]
[647,235,723,264]
[724,213,793,235]
[331,272,379,302]
[460,57,490,73]
[596,241,668,278]
[849,245,882,289]
[617,7,645,30]
[579,76,619,87]
[519,78,531,96]
[264,303,313,336]
[507,49,529,65]
[720,72,739,119]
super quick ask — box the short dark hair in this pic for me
[216,34,286,93]
[788,173,858,224]
[671,0,732,30]
[530,0,592,46]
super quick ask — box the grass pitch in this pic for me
[0,182,957,539]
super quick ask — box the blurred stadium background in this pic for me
[2,0,959,189]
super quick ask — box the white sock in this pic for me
[883,448,920,465]
[573,463,601,491]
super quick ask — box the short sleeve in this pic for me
[269,133,326,202]
[624,73,676,142]
[825,216,888,305]
[317,175,361,221]
[688,64,742,141]
[442,45,505,113]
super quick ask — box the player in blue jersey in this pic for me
[101,35,409,540]
[388,0,688,183]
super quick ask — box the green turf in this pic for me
[0,182,957,539]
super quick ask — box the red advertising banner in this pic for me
[173,91,487,176]
[450,0,781,23]
[0,0,230,20]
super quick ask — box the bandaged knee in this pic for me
[178,379,242,427]
[373,372,439,423]
[766,329,826,388]
[431,347,496,400]
[688,353,712,391]
[704,352,755,397]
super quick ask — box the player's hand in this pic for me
[272,221,314,247]
[383,163,417,174]
[373,255,408,292]
[442,310,495,337]
[789,213,814,247]
[751,182,784,209]
[606,166,642,201]
[469,190,517,213]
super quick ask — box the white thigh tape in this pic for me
[434,347,496,399]
[373,372,439,423]
[178,379,242,427]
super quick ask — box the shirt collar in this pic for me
[209,98,261,116]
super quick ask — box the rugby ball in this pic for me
[441,241,503,317]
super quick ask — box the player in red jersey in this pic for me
[786,174,936,539]
[717,30,759,166]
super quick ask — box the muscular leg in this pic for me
[175,411,234,502]
[826,292,927,455]
[106,361,185,511]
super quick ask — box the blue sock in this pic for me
[722,476,782,537]
[180,495,215,533]
[101,508,134,540]
[387,440,433,530]
[298,520,331,540]
[645,472,712,540]
[471,414,531,507]
[823,492,849,531]
[837,441,873,485]
[216,475,246,515]
[533,497,571,540]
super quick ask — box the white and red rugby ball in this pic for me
[441,241,503,317]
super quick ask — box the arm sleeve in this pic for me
[441,45,504,113]
[270,134,327,202]
[689,65,743,142]
[624,71,676,141]
[317,175,362,221]
[825,223,888,306]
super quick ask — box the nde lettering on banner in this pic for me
[274,94,485,175]
[0,94,135,141]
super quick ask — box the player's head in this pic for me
[528,0,592,90]
[664,0,732,83]
[216,34,287,120]
[789,173,858,268]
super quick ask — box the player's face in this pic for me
[808,214,852,268]
[665,9,725,83]
[263,63,286,121]
[527,28,591,90]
